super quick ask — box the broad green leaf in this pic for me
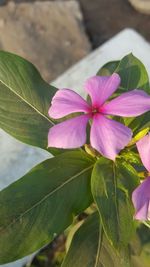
[115,159,140,195]
[99,236,131,267]
[116,53,149,93]
[62,212,131,267]
[98,54,149,93]
[116,54,150,132]
[97,60,119,76]
[131,243,150,267]
[0,151,95,264]
[130,226,150,267]
[91,158,135,248]
[62,212,101,267]
[97,54,150,133]
[0,51,57,149]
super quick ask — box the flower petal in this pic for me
[84,73,121,107]
[132,177,150,220]
[136,133,150,172]
[90,114,132,160]
[103,90,150,117]
[134,202,149,221]
[48,89,91,119]
[48,114,90,148]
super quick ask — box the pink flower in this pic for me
[136,133,150,173]
[132,133,150,220]
[48,74,150,160]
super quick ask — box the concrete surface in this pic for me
[52,29,150,96]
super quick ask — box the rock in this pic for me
[78,0,150,48]
[0,1,90,81]
[128,0,150,15]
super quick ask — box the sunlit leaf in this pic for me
[0,51,57,149]
[91,158,135,248]
[62,212,131,267]
[0,151,95,264]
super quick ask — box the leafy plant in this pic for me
[0,52,150,266]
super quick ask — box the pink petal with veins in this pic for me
[48,114,90,148]
[84,73,121,107]
[48,89,91,119]
[103,90,150,117]
[132,177,150,221]
[136,133,150,172]
[90,114,132,160]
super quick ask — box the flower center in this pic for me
[92,107,99,114]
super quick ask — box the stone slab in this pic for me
[1,29,150,267]
[52,29,150,96]
[0,0,90,81]
[0,131,51,190]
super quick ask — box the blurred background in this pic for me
[0,0,150,266]
[0,0,150,83]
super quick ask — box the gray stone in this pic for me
[0,0,90,81]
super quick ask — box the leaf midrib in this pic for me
[94,225,102,267]
[0,164,94,234]
[0,80,54,125]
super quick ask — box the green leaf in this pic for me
[98,54,149,93]
[119,151,141,166]
[116,53,149,93]
[62,212,131,267]
[116,54,150,133]
[99,238,131,267]
[116,54,150,134]
[91,158,135,249]
[124,112,150,135]
[131,243,150,267]
[97,60,120,76]
[0,51,57,149]
[97,54,150,133]
[62,212,101,267]
[0,151,95,264]
[115,159,140,195]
